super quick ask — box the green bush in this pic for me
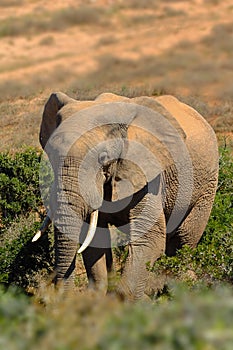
[0,147,42,226]
[0,283,232,349]
[0,285,50,350]
[0,148,53,289]
[0,213,54,288]
[152,143,233,285]
[97,284,233,350]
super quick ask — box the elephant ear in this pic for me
[40,92,76,148]
[132,96,186,140]
[113,100,191,205]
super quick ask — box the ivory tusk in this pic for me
[32,230,43,242]
[32,212,52,242]
[78,210,98,254]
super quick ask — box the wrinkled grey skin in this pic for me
[39,92,218,300]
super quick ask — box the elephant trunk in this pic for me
[53,202,83,287]
[52,172,102,287]
[54,224,78,287]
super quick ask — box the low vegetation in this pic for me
[0,148,41,225]
[0,139,232,348]
[0,281,232,349]
[0,148,53,289]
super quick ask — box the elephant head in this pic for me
[36,92,218,299]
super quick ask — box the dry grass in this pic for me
[0,6,109,38]
[118,0,158,9]
[0,0,23,6]
[0,97,43,151]
[0,2,188,39]
[38,35,55,46]
[178,96,233,133]
[0,0,232,149]
[83,21,233,101]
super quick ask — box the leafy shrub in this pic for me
[0,283,233,349]
[151,143,233,285]
[0,285,53,350]
[0,147,42,226]
[97,284,233,350]
[0,148,53,289]
[0,212,54,288]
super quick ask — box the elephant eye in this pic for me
[115,176,121,182]
[98,151,109,165]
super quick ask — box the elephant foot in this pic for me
[144,272,169,299]
[114,271,169,302]
[112,288,151,303]
[54,274,76,294]
[114,279,145,302]
[86,278,108,296]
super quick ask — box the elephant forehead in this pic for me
[66,102,139,129]
[46,102,139,156]
[46,101,188,161]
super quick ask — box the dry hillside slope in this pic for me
[0,0,232,151]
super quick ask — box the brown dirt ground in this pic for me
[0,0,232,150]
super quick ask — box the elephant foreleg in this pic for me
[117,213,166,301]
[81,221,113,294]
[82,247,113,294]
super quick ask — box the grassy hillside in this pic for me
[0,0,233,151]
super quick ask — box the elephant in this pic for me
[34,91,219,300]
